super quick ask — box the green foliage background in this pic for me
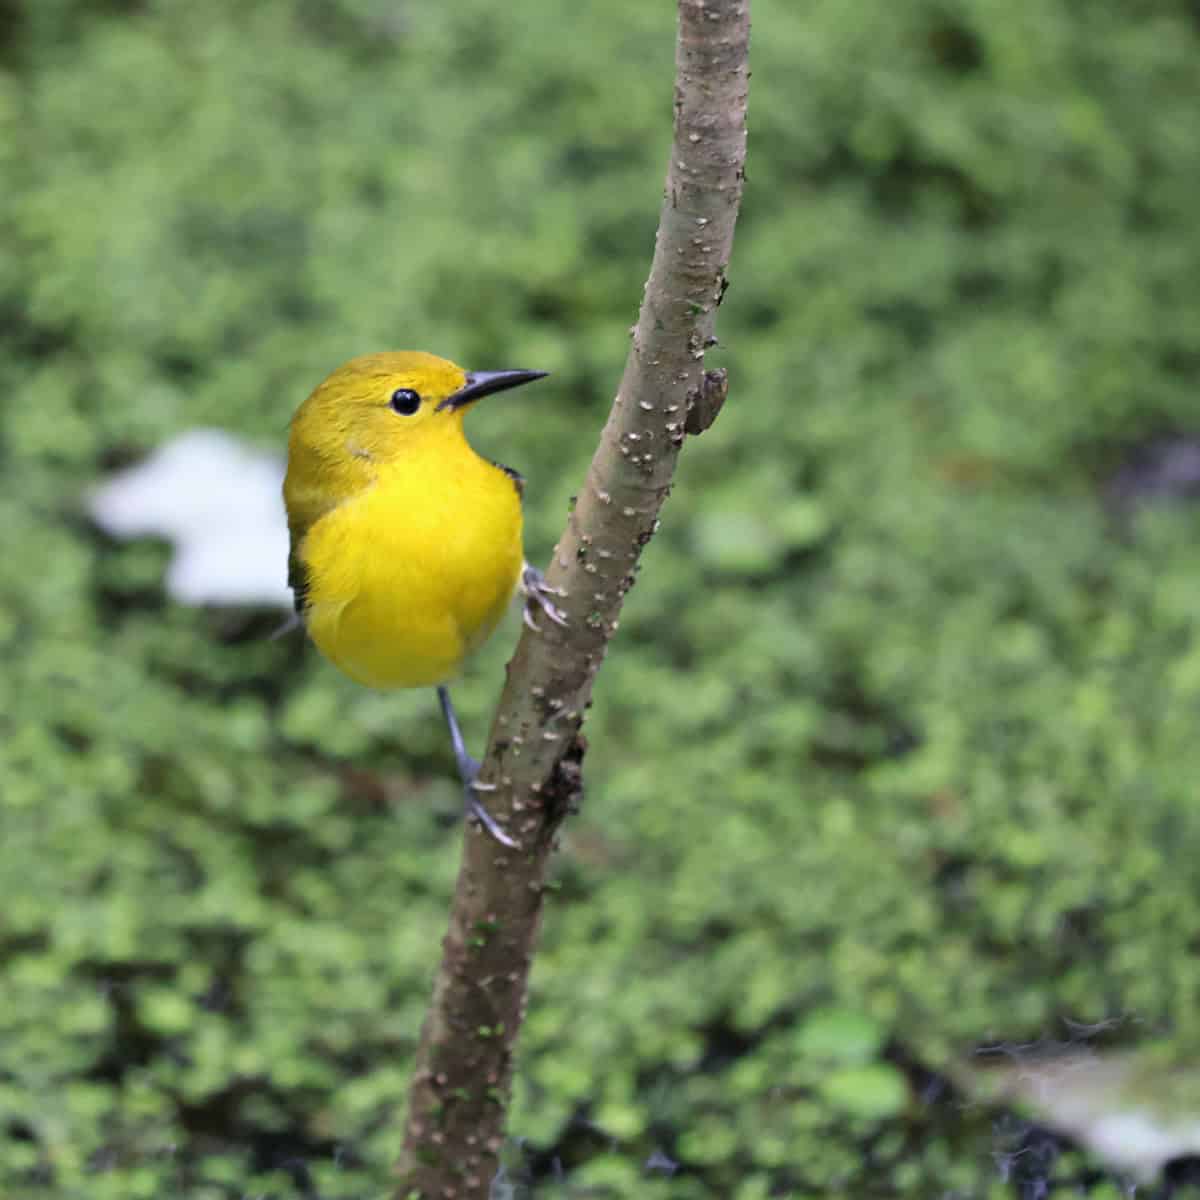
[3,0,1200,1195]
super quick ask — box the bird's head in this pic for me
[287,350,546,479]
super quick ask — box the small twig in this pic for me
[394,3,750,1195]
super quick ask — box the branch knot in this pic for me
[685,368,729,436]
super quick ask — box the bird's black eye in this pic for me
[389,388,421,416]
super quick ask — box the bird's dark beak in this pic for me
[437,369,548,412]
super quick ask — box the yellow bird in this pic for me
[283,350,562,845]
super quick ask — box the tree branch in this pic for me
[394,2,749,1193]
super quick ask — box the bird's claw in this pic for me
[467,793,520,849]
[439,686,520,849]
[521,563,568,632]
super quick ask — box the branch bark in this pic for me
[395,2,749,1193]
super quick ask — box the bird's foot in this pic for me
[438,686,520,849]
[521,563,568,632]
[459,752,519,849]
[439,691,518,849]
[460,787,518,854]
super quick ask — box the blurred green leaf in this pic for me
[795,1008,886,1064]
[819,1064,909,1121]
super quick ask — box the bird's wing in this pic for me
[490,459,526,499]
[287,544,311,616]
[282,475,341,616]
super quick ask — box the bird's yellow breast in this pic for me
[297,451,524,689]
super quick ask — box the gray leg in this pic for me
[437,686,518,848]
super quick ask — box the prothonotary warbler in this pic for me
[283,351,563,846]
